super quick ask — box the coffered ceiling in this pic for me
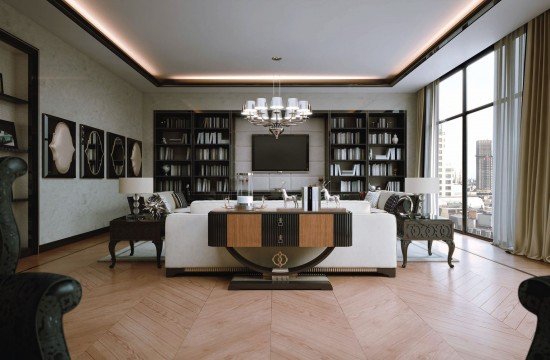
[5,0,550,91]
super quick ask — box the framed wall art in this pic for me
[126,138,142,177]
[0,119,18,149]
[106,132,125,179]
[80,124,105,179]
[42,114,76,178]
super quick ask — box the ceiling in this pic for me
[5,0,550,92]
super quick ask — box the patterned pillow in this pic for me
[364,191,381,207]
[172,192,188,208]
[383,194,401,214]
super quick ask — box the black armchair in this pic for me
[0,157,82,359]
[518,276,550,360]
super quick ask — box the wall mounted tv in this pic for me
[252,135,309,171]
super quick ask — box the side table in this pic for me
[397,216,455,268]
[109,216,165,269]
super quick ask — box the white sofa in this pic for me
[165,199,397,277]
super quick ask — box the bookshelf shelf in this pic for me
[154,111,233,198]
[327,111,407,194]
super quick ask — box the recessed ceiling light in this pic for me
[271,56,282,61]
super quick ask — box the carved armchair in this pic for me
[519,276,550,359]
[0,157,82,359]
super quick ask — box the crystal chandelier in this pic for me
[241,75,312,139]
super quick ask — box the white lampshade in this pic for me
[119,177,154,194]
[245,100,255,110]
[255,98,267,110]
[405,177,439,194]
[287,98,299,110]
[270,96,284,110]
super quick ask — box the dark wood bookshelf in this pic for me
[327,110,407,195]
[0,27,39,257]
[153,110,233,198]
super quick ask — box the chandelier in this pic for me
[241,73,312,139]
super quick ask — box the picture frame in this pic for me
[80,124,105,179]
[0,119,18,149]
[42,114,77,178]
[126,138,142,177]
[106,132,126,179]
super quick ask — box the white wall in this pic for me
[0,1,143,245]
[142,91,417,187]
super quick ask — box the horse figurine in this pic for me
[280,188,299,208]
[321,185,340,208]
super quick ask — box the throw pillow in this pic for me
[172,192,188,208]
[145,194,170,218]
[364,191,381,208]
[383,194,401,214]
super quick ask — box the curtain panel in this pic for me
[492,27,526,250]
[423,80,439,215]
[413,88,425,177]
[514,10,550,262]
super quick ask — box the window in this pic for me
[437,49,495,239]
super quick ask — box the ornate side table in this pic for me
[397,216,455,268]
[109,216,165,268]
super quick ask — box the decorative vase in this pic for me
[162,164,170,175]
[236,172,254,210]
[392,134,399,144]
[369,149,373,160]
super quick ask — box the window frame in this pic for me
[436,45,495,240]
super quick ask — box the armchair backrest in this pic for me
[0,157,27,277]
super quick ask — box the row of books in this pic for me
[372,148,402,160]
[368,163,398,176]
[159,117,191,129]
[198,164,229,176]
[330,164,366,176]
[162,164,191,177]
[369,118,396,129]
[158,147,191,161]
[333,147,365,161]
[368,132,396,144]
[330,132,363,145]
[331,117,365,129]
[162,132,188,144]
[340,180,365,192]
[197,117,229,129]
[195,178,229,192]
[157,180,188,192]
[196,132,230,144]
[196,147,229,161]
[386,181,401,192]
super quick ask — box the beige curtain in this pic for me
[514,10,550,262]
[413,88,425,177]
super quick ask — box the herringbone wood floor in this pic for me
[17,233,549,360]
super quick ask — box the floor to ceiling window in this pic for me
[437,49,495,239]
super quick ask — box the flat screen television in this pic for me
[252,135,309,171]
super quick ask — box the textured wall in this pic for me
[142,91,417,189]
[0,1,143,245]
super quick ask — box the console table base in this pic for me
[228,275,332,290]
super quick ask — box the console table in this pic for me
[397,216,454,268]
[208,208,352,290]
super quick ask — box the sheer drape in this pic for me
[492,27,526,250]
[423,80,439,215]
[514,11,550,262]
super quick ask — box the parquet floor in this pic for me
[17,233,549,360]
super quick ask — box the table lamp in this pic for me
[405,177,439,218]
[119,178,154,219]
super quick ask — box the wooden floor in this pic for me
[17,233,550,360]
